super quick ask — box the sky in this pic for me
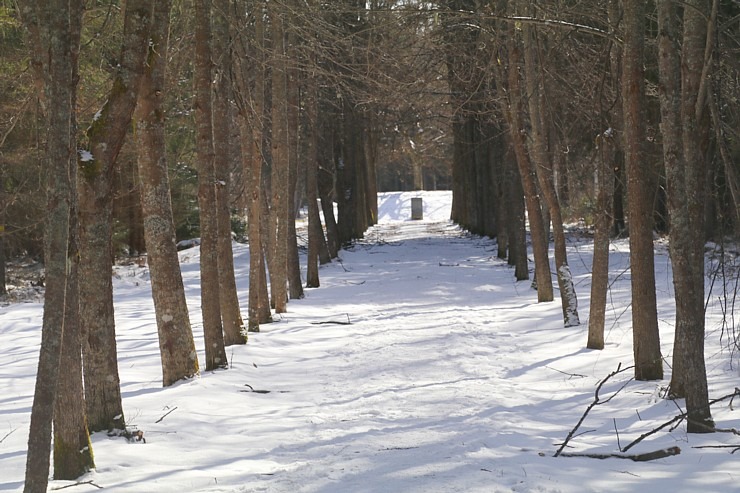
[1,190,739,492]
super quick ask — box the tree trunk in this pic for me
[504,37,554,303]
[135,0,200,386]
[505,151,529,281]
[286,25,304,300]
[658,0,715,431]
[195,0,228,370]
[53,5,93,472]
[522,21,579,326]
[232,0,272,332]
[269,0,289,312]
[213,0,246,345]
[53,207,94,479]
[79,0,153,434]
[623,0,663,381]
[305,58,327,288]
[588,131,616,350]
[21,1,82,490]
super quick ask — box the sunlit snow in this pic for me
[1,191,738,492]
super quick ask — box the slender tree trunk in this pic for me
[286,25,304,300]
[505,150,528,281]
[658,0,715,431]
[213,0,247,345]
[623,0,663,381]
[522,22,579,326]
[588,131,616,350]
[304,60,331,286]
[195,0,228,370]
[318,130,340,258]
[269,0,289,312]
[675,0,714,431]
[53,4,93,476]
[504,37,554,302]
[135,0,200,386]
[232,0,272,331]
[21,1,82,489]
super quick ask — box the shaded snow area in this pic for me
[2,190,740,492]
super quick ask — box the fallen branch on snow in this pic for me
[622,387,740,452]
[560,446,680,462]
[554,362,634,457]
[51,480,103,490]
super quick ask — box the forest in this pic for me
[0,1,739,491]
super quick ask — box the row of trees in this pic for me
[436,0,737,436]
[6,0,739,491]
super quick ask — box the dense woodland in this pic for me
[0,1,738,491]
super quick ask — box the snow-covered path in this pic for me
[1,191,738,492]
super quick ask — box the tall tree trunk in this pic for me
[195,0,228,370]
[269,0,290,312]
[135,0,200,386]
[213,0,247,345]
[21,1,82,490]
[588,0,622,350]
[659,0,715,431]
[623,0,663,381]
[53,4,93,475]
[305,60,330,288]
[588,131,616,350]
[232,0,272,332]
[504,37,554,303]
[286,24,304,300]
[522,22,579,326]
[79,0,153,434]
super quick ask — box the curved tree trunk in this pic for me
[135,0,200,386]
[79,0,154,433]
[522,22,579,326]
[504,37,553,303]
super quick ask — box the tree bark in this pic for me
[504,36,554,303]
[286,17,304,300]
[53,206,94,479]
[623,0,663,381]
[213,0,247,345]
[21,1,83,490]
[658,0,714,431]
[195,0,228,370]
[135,0,200,386]
[78,0,153,434]
[269,0,290,312]
[588,131,616,350]
[522,21,579,326]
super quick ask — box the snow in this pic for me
[1,190,739,492]
[78,149,94,162]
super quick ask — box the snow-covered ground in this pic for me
[1,190,739,492]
